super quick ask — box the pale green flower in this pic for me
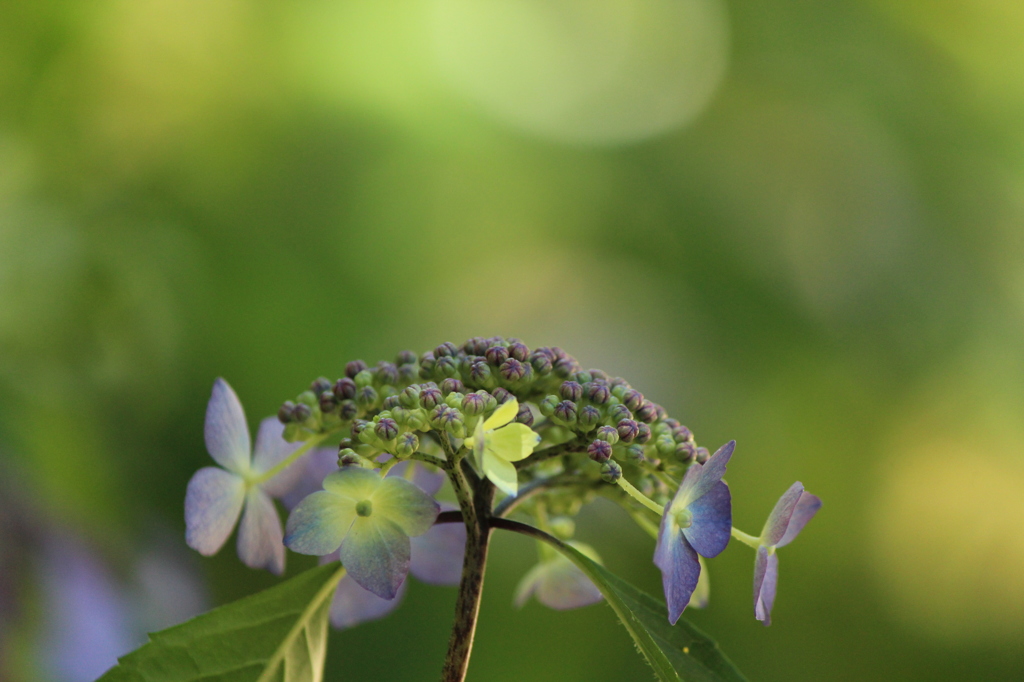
[471,398,540,496]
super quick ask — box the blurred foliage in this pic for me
[1,1,1023,681]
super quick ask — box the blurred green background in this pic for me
[2,1,1024,680]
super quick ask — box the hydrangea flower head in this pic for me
[753,482,822,626]
[514,541,603,611]
[185,378,303,575]
[284,466,440,599]
[654,440,734,624]
[471,398,541,496]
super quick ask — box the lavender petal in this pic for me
[682,480,732,558]
[284,491,355,556]
[204,378,251,474]
[339,516,410,600]
[410,516,466,586]
[654,512,702,625]
[387,460,446,497]
[237,488,285,575]
[184,467,245,556]
[280,448,338,510]
[372,476,440,537]
[761,481,805,546]
[777,491,822,548]
[753,545,779,626]
[252,417,303,498]
[329,571,407,629]
[689,440,735,502]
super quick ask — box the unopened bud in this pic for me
[539,395,559,416]
[355,385,378,408]
[338,448,362,467]
[586,383,611,405]
[530,352,553,375]
[508,341,530,362]
[396,432,420,457]
[396,350,418,366]
[351,419,370,439]
[277,401,296,423]
[381,395,401,410]
[560,381,582,401]
[419,352,436,375]
[333,377,357,400]
[573,370,593,384]
[623,389,644,412]
[617,419,640,442]
[578,405,601,430]
[346,360,368,378]
[515,402,535,426]
[624,444,646,462]
[695,446,710,464]
[469,361,492,385]
[399,364,418,382]
[600,460,623,483]
[549,516,576,540]
[354,370,374,388]
[485,345,509,365]
[464,336,489,355]
[499,358,527,382]
[492,387,513,404]
[435,341,459,358]
[553,400,578,425]
[588,439,612,462]
[636,401,659,424]
[589,369,609,382]
[595,425,619,444]
[635,422,652,444]
[435,356,459,378]
[554,357,576,378]
[428,405,449,429]
[338,400,358,421]
[399,385,422,408]
[310,377,332,396]
[319,391,338,413]
[292,403,312,422]
[609,404,632,423]
[376,362,400,385]
[420,385,443,409]
[673,425,693,442]
[656,435,676,457]
[675,441,697,464]
[441,378,465,395]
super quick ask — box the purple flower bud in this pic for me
[311,377,333,396]
[468,360,491,385]
[539,395,559,416]
[376,362,400,385]
[351,420,370,439]
[554,357,576,378]
[600,460,622,483]
[695,446,710,464]
[610,377,629,389]
[636,401,659,423]
[635,422,652,444]
[675,441,697,463]
[674,425,693,442]
[623,389,645,412]
[596,426,619,444]
[396,432,419,457]
[338,400,358,421]
[399,364,418,382]
[552,399,577,424]
[278,401,296,423]
[419,352,436,374]
[492,387,513,404]
[333,377,357,400]
[356,386,378,408]
[292,403,312,422]
[319,391,338,413]
[530,351,553,374]
[381,395,401,410]
[396,350,418,366]
[375,418,399,442]
[617,419,640,442]
[346,360,368,378]
[399,385,421,408]
[654,403,668,421]
[609,404,633,423]
[435,356,459,378]
[586,383,611,405]
[499,358,527,382]
[578,405,601,429]
[338,448,362,467]
[663,418,681,429]
[462,392,486,416]
[560,381,583,401]
[589,369,609,382]
[625,444,645,462]
[428,405,449,428]
[485,345,510,366]
[435,341,459,358]
[441,408,466,437]
[588,439,612,462]
[515,402,535,426]
[508,341,530,362]
[441,378,465,395]
[464,337,489,355]
[420,386,443,409]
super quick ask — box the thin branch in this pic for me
[514,439,584,470]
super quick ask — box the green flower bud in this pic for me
[609,404,632,423]
[382,395,401,410]
[635,421,652,444]
[396,432,420,457]
[398,364,419,382]
[508,341,530,362]
[530,351,553,375]
[586,382,611,405]
[596,425,619,445]
[354,369,374,388]
[441,378,465,395]
[396,350,418,366]
[350,419,370,439]
[539,395,559,417]
[515,402,535,426]
[560,381,583,402]
[469,360,493,386]
[355,385,378,408]
[462,392,486,416]
[499,358,527,383]
[578,405,601,430]
[573,370,593,384]
[549,516,576,540]
[297,391,318,408]
[600,460,623,483]
[435,341,459,357]
[338,448,363,467]
[484,392,499,411]
[420,385,443,409]
[553,400,577,426]
[636,401,659,424]
[375,418,399,442]
[444,391,464,409]
[399,384,421,408]
[656,435,676,457]
[624,443,646,462]
[434,356,459,379]
[345,360,368,378]
[695,446,710,464]
[419,351,436,375]
[554,357,576,378]
[376,362,400,385]
[463,336,489,355]
[485,345,509,366]
[622,389,644,412]
[589,369,609,382]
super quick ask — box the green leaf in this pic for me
[99,564,344,682]
[503,521,748,682]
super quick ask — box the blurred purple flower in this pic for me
[753,482,822,626]
[654,440,734,624]
[514,541,603,611]
[185,378,304,575]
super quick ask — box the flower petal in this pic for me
[486,423,538,463]
[754,545,779,626]
[689,440,735,502]
[688,557,710,609]
[483,397,519,430]
[482,451,520,496]
[373,476,440,537]
[237,488,285,575]
[533,544,603,610]
[204,378,252,474]
[284,491,356,556]
[322,466,382,502]
[387,460,446,497]
[654,513,702,625]
[666,459,704,513]
[329,571,407,629]
[339,516,410,599]
[760,481,804,546]
[777,491,822,548]
[682,480,732,558]
[411,515,466,586]
[251,418,303,497]
[280,448,338,510]
[185,467,245,556]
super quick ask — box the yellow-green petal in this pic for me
[483,398,519,430]
[482,451,520,496]
[323,467,381,503]
[486,423,538,463]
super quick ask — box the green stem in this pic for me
[409,451,447,468]
[514,439,582,470]
[251,432,332,485]
[616,476,665,516]
[730,527,761,549]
